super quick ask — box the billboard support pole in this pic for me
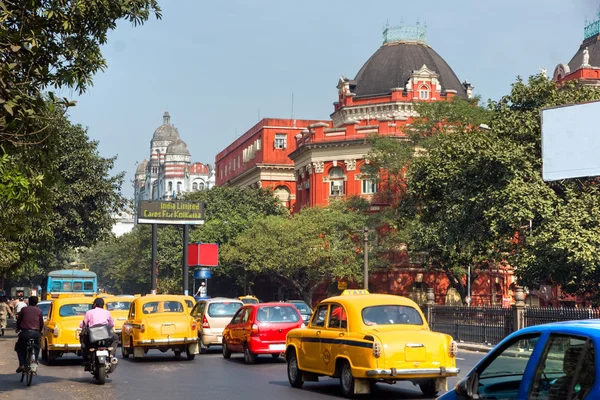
[182,225,189,295]
[151,224,158,295]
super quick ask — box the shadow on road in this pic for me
[268,379,430,399]
[224,355,286,365]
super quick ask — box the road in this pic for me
[0,333,484,400]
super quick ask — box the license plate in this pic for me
[96,350,109,357]
[217,336,222,343]
[269,344,286,351]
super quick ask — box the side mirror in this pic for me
[455,374,478,399]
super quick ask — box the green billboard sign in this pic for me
[137,201,205,225]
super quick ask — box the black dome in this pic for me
[352,42,467,98]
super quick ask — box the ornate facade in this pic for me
[134,112,215,205]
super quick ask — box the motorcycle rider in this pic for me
[79,298,118,371]
[15,296,43,373]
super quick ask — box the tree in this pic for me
[222,202,366,305]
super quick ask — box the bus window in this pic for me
[51,281,61,292]
[73,282,82,291]
[63,281,72,291]
[83,281,94,291]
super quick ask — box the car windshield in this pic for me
[208,301,242,317]
[241,298,258,304]
[38,303,51,316]
[256,306,300,323]
[59,303,92,317]
[290,301,311,313]
[361,305,423,326]
[142,301,184,314]
[106,301,131,311]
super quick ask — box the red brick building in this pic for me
[215,118,328,210]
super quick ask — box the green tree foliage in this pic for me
[222,202,366,304]
[82,187,286,294]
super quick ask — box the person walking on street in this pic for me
[15,297,27,315]
[15,296,43,373]
[0,296,14,336]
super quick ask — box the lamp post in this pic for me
[363,227,369,290]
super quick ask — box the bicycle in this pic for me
[20,338,37,386]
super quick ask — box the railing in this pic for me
[427,306,514,345]
[523,307,600,327]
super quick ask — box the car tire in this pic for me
[286,350,304,388]
[222,339,231,359]
[339,361,355,398]
[186,350,195,361]
[199,342,208,354]
[243,343,257,364]
[174,350,182,358]
[419,379,438,398]
[41,343,48,362]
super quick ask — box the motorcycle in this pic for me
[85,325,118,384]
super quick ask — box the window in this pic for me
[73,281,82,291]
[256,306,299,323]
[362,179,377,194]
[530,335,595,400]
[83,281,93,291]
[230,308,245,324]
[207,301,243,317]
[362,305,423,326]
[312,305,328,328]
[329,166,344,196]
[59,303,92,317]
[419,86,430,99]
[274,134,287,149]
[168,182,173,192]
[198,182,205,190]
[62,281,72,291]
[192,182,198,190]
[106,301,131,311]
[177,181,182,193]
[328,304,347,329]
[476,335,540,399]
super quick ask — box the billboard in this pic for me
[541,100,600,181]
[188,243,219,267]
[137,201,205,225]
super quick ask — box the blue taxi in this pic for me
[438,320,599,400]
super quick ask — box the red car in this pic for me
[222,303,304,364]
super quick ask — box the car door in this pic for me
[301,304,329,372]
[472,333,543,399]
[319,303,348,376]
[528,334,596,400]
[224,308,244,351]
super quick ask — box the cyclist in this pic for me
[79,298,118,371]
[15,296,43,373]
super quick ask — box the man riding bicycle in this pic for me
[15,296,43,373]
[80,298,118,371]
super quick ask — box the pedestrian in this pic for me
[195,282,207,298]
[0,296,14,336]
[14,297,27,315]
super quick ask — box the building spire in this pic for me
[163,111,171,125]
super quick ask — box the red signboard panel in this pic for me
[187,243,219,267]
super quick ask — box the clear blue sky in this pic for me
[64,0,598,198]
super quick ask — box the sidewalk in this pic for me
[0,319,115,399]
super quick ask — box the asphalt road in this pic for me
[1,335,484,399]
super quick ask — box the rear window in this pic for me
[290,302,311,313]
[106,301,131,311]
[207,302,242,317]
[59,303,92,317]
[256,306,300,323]
[142,301,185,314]
[241,298,258,304]
[362,305,423,326]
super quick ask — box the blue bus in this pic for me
[44,269,98,300]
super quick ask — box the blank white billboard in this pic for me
[541,100,600,181]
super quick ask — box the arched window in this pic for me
[192,182,198,190]
[168,182,173,192]
[419,86,430,100]
[274,186,291,207]
[177,182,182,193]
[360,165,377,194]
[329,166,344,196]
[198,182,205,190]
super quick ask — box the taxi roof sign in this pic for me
[341,289,370,296]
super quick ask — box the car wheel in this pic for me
[121,342,130,358]
[339,361,355,398]
[222,339,231,359]
[174,350,182,358]
[243,343,257,364]
[41,342,48,362]
[199,342,208,354]
[286,350,303,388]
[186,350,195,360]
[419,379,438,398]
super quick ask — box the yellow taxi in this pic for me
[121,294,199,360]
[104,295,135,336]
[238,295,259,305]
[41,296,95,364]
[285,290,459,398]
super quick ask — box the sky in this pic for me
[63,0,598,198]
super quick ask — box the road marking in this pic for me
[456,357,465,360]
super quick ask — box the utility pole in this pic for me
[363,227,369,290]
[151,224,158,295]
[182,225,189,295]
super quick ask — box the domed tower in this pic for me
[290,23,472,212]
[133,158,148,205]
[161,138,191,199]
[150,112,180,171]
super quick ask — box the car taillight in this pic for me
[191,321,197,331]
[53,326,59,337]
[202,315,210,329]
[449,340,458,357]
[373,341,382,358]
[140,324,145,333]
[251,323,259,336]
